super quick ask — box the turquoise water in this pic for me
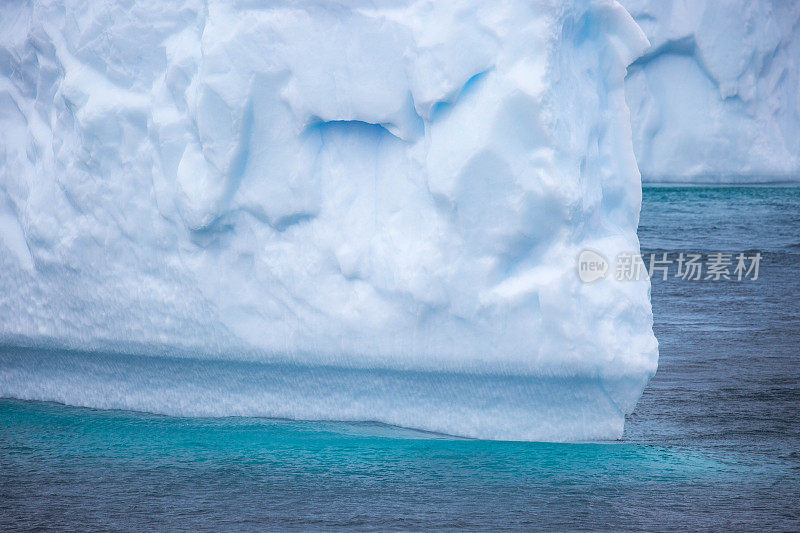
[0,399,755,530]
[2,186,799,530]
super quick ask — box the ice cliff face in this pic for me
[621,0,800,182]
[0,0,657,441]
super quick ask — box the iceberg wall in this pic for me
[0,0,657,441]
[621,0,800,182]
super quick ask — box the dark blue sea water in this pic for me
[1,186,799,530]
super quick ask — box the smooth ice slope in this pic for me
[0,0,657,441]
[621,0,800,182]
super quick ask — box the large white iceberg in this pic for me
[0,0,657,441]
[621,0,800,182]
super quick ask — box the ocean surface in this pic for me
[1,186,799,530]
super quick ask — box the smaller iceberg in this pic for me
[621,0,800,182]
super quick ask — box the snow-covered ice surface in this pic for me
[621,0,800,183]
[0,0,657,441]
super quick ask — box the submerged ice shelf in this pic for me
[0,0,657,441]
[1,347,639,442]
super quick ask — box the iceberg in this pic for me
[621,0,800,182]
[0,0,657,441]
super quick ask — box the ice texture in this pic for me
[0,0,657,441]
[621,0,800,182]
